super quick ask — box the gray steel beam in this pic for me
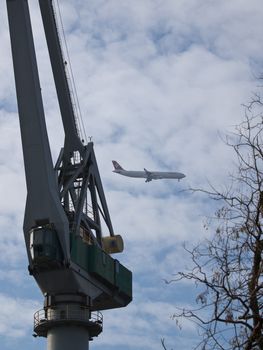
[38,0,84,155]
[6,0,70,263]
[90,151,114,236]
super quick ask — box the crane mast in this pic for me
[6,1,132,349]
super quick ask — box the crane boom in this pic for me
[6,0,70,262]
[38,0,84,155]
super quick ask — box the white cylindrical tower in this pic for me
[34,296,103,350]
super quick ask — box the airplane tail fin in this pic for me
[112,160,124,171]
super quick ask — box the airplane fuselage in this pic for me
[113,169,186,182]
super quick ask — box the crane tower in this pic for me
[6,1,132,349]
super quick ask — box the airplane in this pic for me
[112,160,186,183]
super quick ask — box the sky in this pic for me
[0,0,263,349]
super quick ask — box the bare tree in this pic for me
[167,113,263,349]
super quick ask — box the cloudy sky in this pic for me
[0,0,263,349]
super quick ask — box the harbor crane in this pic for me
[6,1,132,349]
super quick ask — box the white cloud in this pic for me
[0,294,40,338]
[0,269,28,286]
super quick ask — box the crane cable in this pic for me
[53,0,88,144]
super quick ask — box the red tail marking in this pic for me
[112,160,124,170]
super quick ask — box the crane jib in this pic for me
[39,0,84,155]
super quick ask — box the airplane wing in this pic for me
[144,168,152,182]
